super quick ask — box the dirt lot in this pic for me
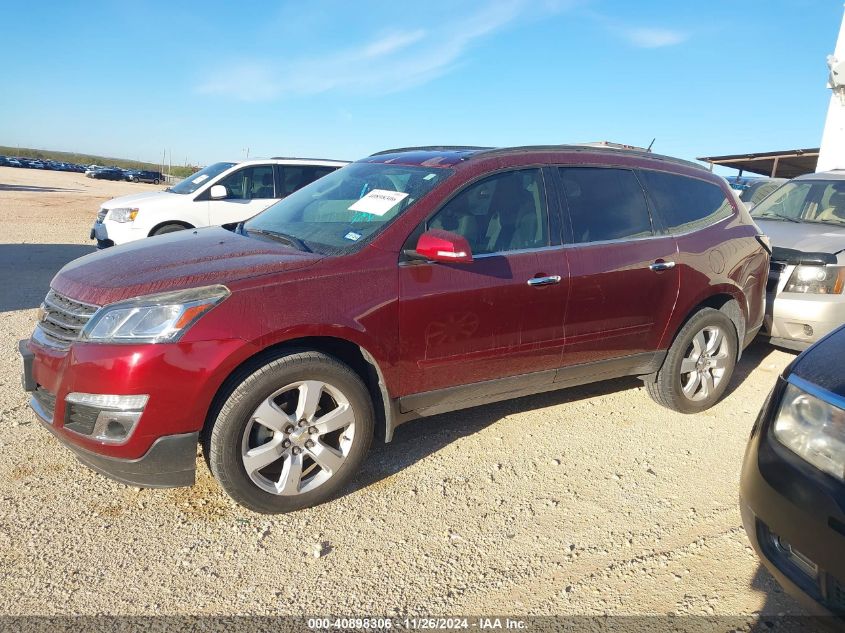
[0,166,808,619]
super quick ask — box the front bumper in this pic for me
[764,290,845,351]
[89,218,146,247]
[18,335,256,487]
[740,382,845,617]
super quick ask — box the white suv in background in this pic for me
[90,157,348,247]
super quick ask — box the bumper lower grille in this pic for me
[828,576,845,613]
[35,289,99,350]
[32,386,56,422]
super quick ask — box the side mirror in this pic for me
[209,184,228,200]
[412,229,473,264]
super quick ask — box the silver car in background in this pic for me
[751,170,845,350]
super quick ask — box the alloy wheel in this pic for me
[240,380,356,496]
[679,325,730,401]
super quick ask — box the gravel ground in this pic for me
[0,166,809,619]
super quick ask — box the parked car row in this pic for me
[0,154,165,184]
[0,155,87,172]
[85,165,163,184]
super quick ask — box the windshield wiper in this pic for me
[754,212,801,223]
[247,228,311,252]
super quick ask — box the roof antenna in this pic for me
[646,138,655,152]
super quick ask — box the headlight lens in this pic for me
[109,207,139,223]
[81,285,230,344]
[784,265,845,294]
[772,382,845,481]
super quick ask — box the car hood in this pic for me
[52,227,322,305]
[755,218,845,257]
[101,190,183,209]
[790,324,845,397]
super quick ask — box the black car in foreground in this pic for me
[741,324,845,617]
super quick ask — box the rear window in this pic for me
[639,171,733,233]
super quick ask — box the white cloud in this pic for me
[618,26,689,49]
[196,0,568,101]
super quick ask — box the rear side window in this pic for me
[639,171,733,234]
[559,167,653,244]
[278,166,338,197]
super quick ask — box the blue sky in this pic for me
[0,0,841,171]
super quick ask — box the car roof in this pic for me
[792,169,845,182]
[360,144,707,172]
[229,157,349,167]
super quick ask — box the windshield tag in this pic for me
[423,173,437,181]
[344,231,362,242]
[348,189,409,216]
[192,174,210,184]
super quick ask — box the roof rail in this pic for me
[468,145,707,171]
[369,145,493,157]
[269,157,349,162]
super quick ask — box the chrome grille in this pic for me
[96,208,107,222]
[35,289,99,350]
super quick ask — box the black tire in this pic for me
[150,223,187,236]
[646,308,738,414]
[132,176,139,183]
[153,179,160,185]
[206,351,374,513]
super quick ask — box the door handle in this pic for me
[527,275,562,287]
[649,260,676,272]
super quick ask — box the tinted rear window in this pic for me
[559,167,653,244]
[639,171,733,233]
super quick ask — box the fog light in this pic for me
[803,324,814,337]
[64,393,148,444]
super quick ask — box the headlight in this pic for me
[772,381,845,481]
[109,207,139,223]
[81,285,230,344]
[784,265,845,294]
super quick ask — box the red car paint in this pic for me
[24,146,768,465]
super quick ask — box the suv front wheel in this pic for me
[646,308,738,414]
[206,351,374,513]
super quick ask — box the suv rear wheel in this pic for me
[206,351,373,513]
[646,308,738,414]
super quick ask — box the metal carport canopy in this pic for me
[697,148,819,178]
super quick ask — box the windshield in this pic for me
[244,162,453,254]
[168,162,236,195]
[751,180,845,225]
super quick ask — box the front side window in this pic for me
[559,168,652,244]
[245,163,453,254]
[168,162,236,195]
[425,169,549,255]
[639,170,733,233]
[425,169,549,254]
[216,165,275,200]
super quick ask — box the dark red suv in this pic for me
[19,145,769,513]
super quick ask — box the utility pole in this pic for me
[817,3,845,172]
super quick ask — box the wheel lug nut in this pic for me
[282,440,291,448]
[298,420,307,428]
[292,447,301,455]
[284,425,294,434]
[308,426,318,435]
[305,440,314,449]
